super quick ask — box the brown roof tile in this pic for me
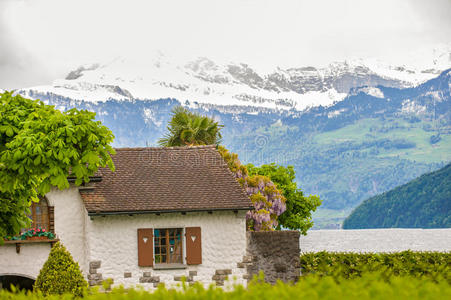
[80,145,253,215]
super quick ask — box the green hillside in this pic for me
[343,163,451,229]
[226,116,450,228]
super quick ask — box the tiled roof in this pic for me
[80,145,253,215]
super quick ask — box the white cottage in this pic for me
[0,145,253,289]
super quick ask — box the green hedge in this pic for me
[300,251,451,281]
[1,273,450,300]
[34,242,88,296]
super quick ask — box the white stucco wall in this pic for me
[86,211,248,289]
[0,243,51,279]
[46,187,89,273]
[1,188,248,288]
[0,187,89,280]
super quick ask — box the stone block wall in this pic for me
[244,231,300,284]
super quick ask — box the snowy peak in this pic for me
[21,44,451,111]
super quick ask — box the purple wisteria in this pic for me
[218,146,286,231]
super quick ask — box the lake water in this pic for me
[300,229,451,252]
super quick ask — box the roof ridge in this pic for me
[114,145,217,151]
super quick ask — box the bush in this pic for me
[300,251,451,281]
[1,272,450,300]
[34,242,87,296]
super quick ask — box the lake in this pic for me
[300,228,451,252]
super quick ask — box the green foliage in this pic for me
[158,106,223,147]
[4,227,55,241]
[217,146,286,231]
[217,145,247,177]
[300,251,451,281]
[0,92,115,240]
[343,163,451,229]
[247,163,321,234]
[1,271,450,299]
[34,242,88,296]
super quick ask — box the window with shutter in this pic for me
[185,227,202,265]
[137,227,202,267]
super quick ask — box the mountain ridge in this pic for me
[17,68,451,220]
[20,44,451,111]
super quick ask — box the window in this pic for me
[137,226,201,267]
[30,198,49,231]
[23,197,53,233]
[154,228,183,264]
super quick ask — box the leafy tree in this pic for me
[34,242,88,296]
[0,92,115,240]
[247,163,321,234]
[158,106,223,147]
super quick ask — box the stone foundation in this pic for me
[88,260,102,286]
[139,271,160,287]
[245,231,300,284]
[211,269,232,286]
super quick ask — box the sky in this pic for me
[1,0,450,90]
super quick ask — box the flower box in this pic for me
[26,236,48,241]
[3,227,56,242]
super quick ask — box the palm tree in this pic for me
[158,106,223,147]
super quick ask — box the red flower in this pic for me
[42,229,46,232]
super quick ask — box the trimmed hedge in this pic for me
[34,242,88,296]
[300,251,451,281]
[1,272,450,300]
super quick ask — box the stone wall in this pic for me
[244,231,300,284]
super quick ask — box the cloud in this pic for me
[0,0,53,90]
[1,0,450,90]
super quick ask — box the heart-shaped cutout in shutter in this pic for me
[191,235,197,242]
[143,237,148,243]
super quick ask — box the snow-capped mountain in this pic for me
[20,44,451,111]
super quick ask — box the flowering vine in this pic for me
[218,146,286,231]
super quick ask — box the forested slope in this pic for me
[343,163,451,229]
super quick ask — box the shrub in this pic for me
[300,251,451,281]
[34,242,87,296]
[1,272,450,300]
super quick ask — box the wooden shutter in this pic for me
[138,228,154,267]
[48,206,55,233]
[185,227,202,265]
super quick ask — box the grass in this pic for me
[313,117,451,164]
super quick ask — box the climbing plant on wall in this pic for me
[217,146,286,231]
[247,163,321,234]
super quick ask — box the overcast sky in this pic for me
[1,0,450,90]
